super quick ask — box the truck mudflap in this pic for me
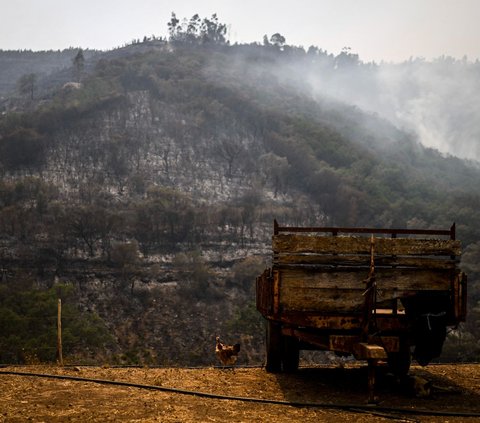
[412,311,448,366]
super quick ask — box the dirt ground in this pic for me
[1,363,480,422]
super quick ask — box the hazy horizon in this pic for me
[1,0,480,63]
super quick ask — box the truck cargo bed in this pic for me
[256,220,467,383]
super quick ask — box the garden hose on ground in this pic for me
[2,369,480,419]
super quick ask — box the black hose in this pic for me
[1,370,480,419]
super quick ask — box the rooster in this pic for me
[215,336,240,367]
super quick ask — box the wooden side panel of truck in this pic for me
[256,221,467,377]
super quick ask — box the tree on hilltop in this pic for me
[73,49,85,82]
[270,33,286,48]
[200,13,227,44]
[167,12,180,39]
[167,12,228,45]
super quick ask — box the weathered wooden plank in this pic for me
[274,221,454,238]
[353,343,388,359]
[278,312,408,331]
[281,313,364,330]
[273,270,280,315]
[273,254,457,270]
[272,234,461,256]
[280,285,451,313]
[279,268,453,291]
[255,269,271,315]
[330,335,399,354]
[279,288,367,312]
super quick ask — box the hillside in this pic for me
[1,32,480,365]
[0,49,101,98]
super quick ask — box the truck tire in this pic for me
[387,341,411,377]
[282,336,299,372]
[265,320,282,372]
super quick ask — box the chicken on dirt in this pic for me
[215,336,240,367]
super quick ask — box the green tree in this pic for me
[167,13,227,45]
[186,14,201,42]
[228,256,265,295]
[0,127,47,171]
[216,136,244,178]
[110,241,141,294]
[335,46,360,68]
[167,12,180,40]
[174,250,213,300]
[0,282,112,363]
[200,14,227,44]
[270,33,286,48]
[17,73,36,100]
[68,205,120,257]
[260,152,290,197]
[73,49,85,82]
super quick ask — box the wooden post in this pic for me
[367,359,379,404]
[57,299,63,366]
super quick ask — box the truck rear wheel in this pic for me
[266,320,282,372]
[282,336,299,372]
[387,341,411,377]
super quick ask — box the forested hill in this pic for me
[0,49,100,97]
[2,40,480,240]
[1,25,480,364]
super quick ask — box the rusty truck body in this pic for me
[256,220,467,397]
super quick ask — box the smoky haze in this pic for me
[208,45,480,162]
[304,55,480,162]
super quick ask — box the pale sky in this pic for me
[1,0,479,63]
